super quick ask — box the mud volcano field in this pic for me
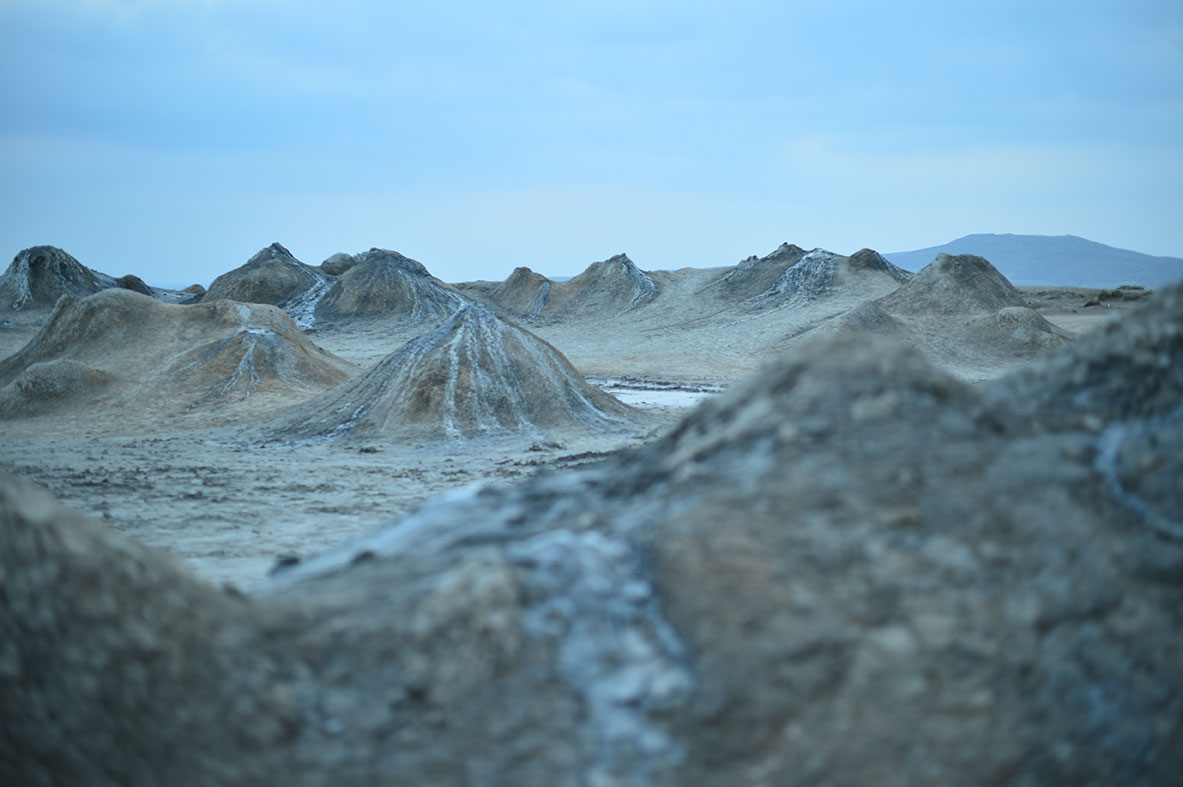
[1,241,1179,786]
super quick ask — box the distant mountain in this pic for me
[885,234,1183,289]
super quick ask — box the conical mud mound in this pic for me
[754,248,844,304]
[876,253,1026,315]
[484,266,551,319]
[746,246,912,307]
[715,242,808,298]
[313,248,465,325]
[705,245,910,310]
[0,246,104,314]
[853,253,1069,369]
[0,289,355,425]
[824,300,905,335]
[272,302,638,440]
[847,248,913,282]
[963,306,1070,355]
[542,253,657,319]
[5,290,1182,786]
[203,243,331,329]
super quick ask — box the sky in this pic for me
[1,0,1181,287]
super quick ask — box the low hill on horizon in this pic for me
[885,233,1183,289]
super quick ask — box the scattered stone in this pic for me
[320,252,358,276]
[271,555,301,573]
[115,273,154,297]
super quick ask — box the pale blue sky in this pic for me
[2,0,1181,287]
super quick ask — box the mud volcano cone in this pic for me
[876,253,1026,315]
[313,248,465,325]
[486,267,551,319]
[0,246,104,313]
[868,253,1070,361]
[274,302,638,440]
[717,242,809,298]
[202,243,331,328]
[0,289,355,422]
[744,246,912,307]
[543,253,657,318]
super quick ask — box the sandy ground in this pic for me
[0,280,1151,588]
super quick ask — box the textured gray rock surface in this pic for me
[3,285,1182,786]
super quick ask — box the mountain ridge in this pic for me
[885,233,1183,289]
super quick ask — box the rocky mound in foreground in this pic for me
[312,248,465,325]
[541,253,658,319]
[202,243,332,329]
[0,246,105,314]
[0,289,355,424]
[271,302,638,440]
[3,286,1182,785]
